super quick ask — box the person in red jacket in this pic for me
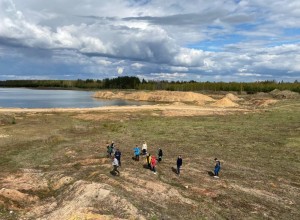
[151,156,157,174]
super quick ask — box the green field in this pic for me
[0,100,299,219]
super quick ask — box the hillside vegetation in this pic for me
[1,77,299,93]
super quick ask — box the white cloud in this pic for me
[170,66,189,72]
[131,63,144,69]
[117,67,124,74]
[0,0,299,81]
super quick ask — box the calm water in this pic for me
[0,88,151,108]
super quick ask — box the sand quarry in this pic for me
[0,90,298,219]
[0,90,285,116]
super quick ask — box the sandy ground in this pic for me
[0,104,251,117]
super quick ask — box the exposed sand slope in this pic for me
[93,91,215,103]
[211,97,239,107]
[225,93,243,101]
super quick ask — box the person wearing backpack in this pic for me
[114,149,122,167]
[214,158,221,178]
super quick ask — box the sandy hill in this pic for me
[94,91,215,103]
[211,97,239,107]
[225,93,243,101]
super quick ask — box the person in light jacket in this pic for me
[146,153,152,169]
[112,156,120,175]
[142,141,147,155]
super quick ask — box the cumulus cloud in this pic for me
[0,0,299,81]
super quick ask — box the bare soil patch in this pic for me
[210,97,239,107]
[94,90,215,103]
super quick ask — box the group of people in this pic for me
[133,141,163,175]
[107,140,221,178]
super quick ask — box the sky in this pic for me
[0,0,300,82]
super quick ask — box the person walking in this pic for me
[112,156,120,176]
[110,141,115,155]
[146,153,152,169]
[114,149,122,167]
[176,156,182,175]
[106,142,110,158]
[158,148,163,162]
[214,158,221,178]
[134,145,140,161]
[142,141,147,155]
[151,155,157,174]
[107,142,113,158]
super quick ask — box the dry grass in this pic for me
[0,99,299,219]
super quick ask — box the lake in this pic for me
[0,88,151,108]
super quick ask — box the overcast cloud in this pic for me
[0,0,299,81]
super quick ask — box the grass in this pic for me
[0,100,299,219]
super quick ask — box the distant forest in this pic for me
[0,77,299,93]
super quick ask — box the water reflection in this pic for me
[0,88,152,108]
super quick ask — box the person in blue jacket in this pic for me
[134,145,140,161]
[214,158,221,178]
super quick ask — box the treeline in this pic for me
[0,77,299,93]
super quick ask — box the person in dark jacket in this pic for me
[176,156,182,175]
[114,149,122,167]
[214,158,221,178]
[158,148,163,162]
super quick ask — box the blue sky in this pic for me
[0,0,299,82]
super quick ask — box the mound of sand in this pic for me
[211,97,239,107]
[225,93,243,101]
[94,91,215,103]
[270,89,299,99]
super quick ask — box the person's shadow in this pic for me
[207,171,214,176]
[171,167,178,174]
[143,164,150,169]
[110,170,120,176]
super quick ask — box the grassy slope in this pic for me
[0,100,299,219]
